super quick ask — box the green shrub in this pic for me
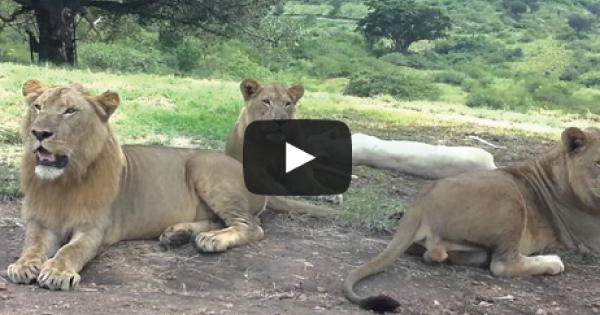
[465,91,509,109]
[578,71,600,87]
[433,71,467,86]
[343,70,441,101]
[79,42,168,74]
[380,52,448,70]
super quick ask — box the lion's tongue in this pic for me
[37,150,56,162]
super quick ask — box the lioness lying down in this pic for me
[7,80,337,291]
[225,78,344,203]
[344,127,600,314]
[307,131,497,179]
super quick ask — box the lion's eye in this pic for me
[262,99,272,107]
[32,104,42,112]
[285,101,293,107]
[64,107,78,115]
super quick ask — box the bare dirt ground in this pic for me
[1,129,600,315]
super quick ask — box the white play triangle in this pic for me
[286,142,315,173]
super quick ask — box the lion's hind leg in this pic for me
[160,220,224,248]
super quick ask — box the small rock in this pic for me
[314,306,326,314]
[63,304,70,310]
[535,308,548,315]
[1,295,10,300]
[152,305,157,310]
[433,300,440,306]
[317,286,326,293]
[592,307,599,314]
[551,301,558,306]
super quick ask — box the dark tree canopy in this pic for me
[568,14,594,35]
[0,0,280,65]
[502,1,528,17]
[357,0,452,53]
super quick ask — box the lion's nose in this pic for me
[273,112,288,120]
[31,129,54,141]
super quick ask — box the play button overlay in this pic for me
[242,119,352,196]
[286,143,315,173]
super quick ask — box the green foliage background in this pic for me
[3,0,600,115]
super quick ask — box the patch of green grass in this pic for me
[340,167,406,230]
[0,144,21,200]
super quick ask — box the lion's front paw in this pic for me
[37,259,81,291]
[195,230,231,253]
[7,254,45,284]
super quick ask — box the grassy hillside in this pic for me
[2,1,600,117]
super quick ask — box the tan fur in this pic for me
[225,78,344,205]
[6,81,309,291]
[343,127,600,310]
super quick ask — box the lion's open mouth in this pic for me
[35,147,69,169]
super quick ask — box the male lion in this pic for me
[7,80,337,291]
[225,78,344,203]
[343,126,600,314]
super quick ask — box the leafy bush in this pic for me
[568,14,594,34]
[578,71,600,87]
[433,71,467,86]
[501,1,528,17]
[79,42,168,74]
[343,69,441,100]
[466,91,509,109]
[380,52,448,70]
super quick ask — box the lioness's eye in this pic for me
[285,101,293,107]
[64,107,78,115]
[33,104,42,112]
[262,99,271,107]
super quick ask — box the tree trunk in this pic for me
[32,0,78,66]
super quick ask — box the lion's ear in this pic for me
[240,79,260,102]
[562,127,587,154]
[288,84,304,103]
[22,80,45,103]
[93,91,120,121]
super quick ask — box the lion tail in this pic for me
[267,196,341,217]
[342,207,421,314]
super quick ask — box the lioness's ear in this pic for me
[288,84,304,103]
[93,91,120,121]
[240,79,260,102]
[562,127,587,154]
[22,80,45,103]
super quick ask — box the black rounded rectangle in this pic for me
[242,119,352,196]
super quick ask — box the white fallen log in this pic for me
[306,131,497,180]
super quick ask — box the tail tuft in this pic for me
[359,295,401,314]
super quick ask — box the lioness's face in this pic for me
[562,127,600,206]
[21,80,119,180]
[240,78,304,122]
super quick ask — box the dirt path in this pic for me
[1,129,600,315]
[2,201,600,314]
